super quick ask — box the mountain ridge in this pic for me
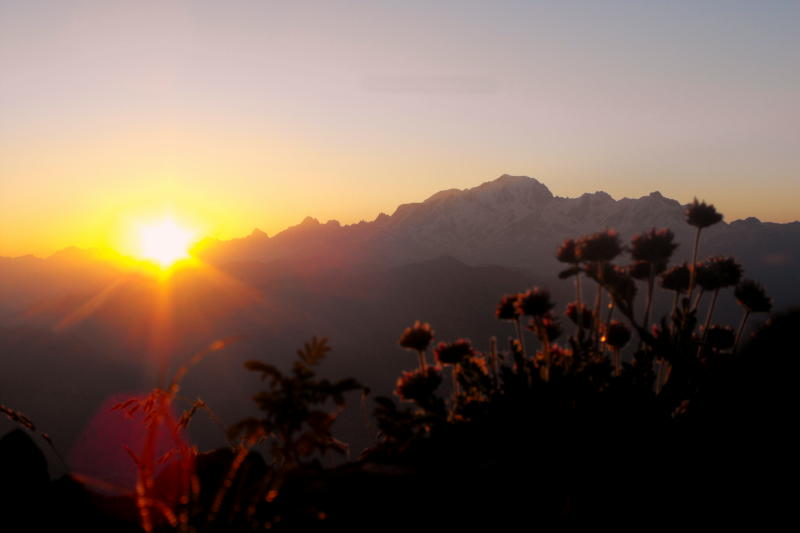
[3,174,797,263]
[190,174,798,274]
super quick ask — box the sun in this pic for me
[136,217,196,268]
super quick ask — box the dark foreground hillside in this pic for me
[1,309,797,531]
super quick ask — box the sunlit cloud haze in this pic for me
[1,0,798,257]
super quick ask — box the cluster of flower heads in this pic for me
[495,288,556,321]
[396,320,491,407]
[390,195,775,420]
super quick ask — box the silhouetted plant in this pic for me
[228,336,366,467]
[565,301,594,330]
[733,280,773,350]
[111,336,238,532]
[374,195,776,465]
[399,321,434,370]
[630,228,678,327]
[497,293,526,356]
[575,230,622,262]
[604,320,631,376]
[515,288,555,318]
[705,325,735,352]
[685,198,723,303]
[395,367,443,412]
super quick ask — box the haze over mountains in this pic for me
[2,175,799,472]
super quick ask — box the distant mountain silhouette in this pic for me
[192,174,799,306]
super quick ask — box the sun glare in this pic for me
[137,218,196,268]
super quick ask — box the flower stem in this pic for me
[693,288,705,312]
[593,269,604,345]
[417,349,427,371]
[451,366,460,403]
[575,272,584,340]
[701,289,720,343]
[643,272,655,328]
[514,317,527,359]
[489,336,499,389]
[540,324,551,383]
[655,360,664,395]
[734,310,751,353]
[687,227,702,304]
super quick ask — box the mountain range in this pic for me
[194,174,799,294]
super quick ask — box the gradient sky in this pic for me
[2,0,798,257]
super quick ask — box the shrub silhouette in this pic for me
[228,336,366,467]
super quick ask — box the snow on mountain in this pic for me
[193,174,799,278]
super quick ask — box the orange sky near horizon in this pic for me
[2,1,798,258]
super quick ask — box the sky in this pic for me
[1,0,799,257]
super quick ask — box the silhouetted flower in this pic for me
[735,280,772,313]
[556,238,578,264]
[631,228,678,264]
[496,294,520,321]
[394,367,442,403]
[558,266,581,279]
[603,321,631,350]
[695,256,742,291]
[549,345,573,366]
[608,272,637,312]
[628,260,667,280]
[705,325,735,351]
[660,264,691,293]
[527,314,562,342]
[575,230,622,262]
[565,302,594,328]
[715,257,743,287]
[434,339,474,366]
[584,261,608,283]
[686,198,723,229]
[466,355,490,376]
[515,288,555,317]
[588,264,637,310]
[399,321,434,352]
[695,260,724,292]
